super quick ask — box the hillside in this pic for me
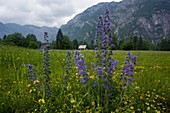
[0,0,170,43]
[61,0,170,43]
[0,22,58,42]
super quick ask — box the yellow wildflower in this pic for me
[33,88,36,91]
[140,96,143,99]
[91,101,95,106]
[151,104,154,108]
[90,75,95,79]
[145,102,149,106]
[162,97,165,100]
[27,84,31,87]
[38,99,41,102]
[124,101,127,105]
[137,109,141,111]
[147,107,150,111]
[67,85,70,89]
[38,99,45,104]
[115,109,119,112]
[135,86,139,89]
[29,89,32,93]
[34,80,39,84]
[155,110,160,113]
[41,99,45,103]
[86,109,90,113]
[130,106,134,110]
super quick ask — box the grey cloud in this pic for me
[0,0,121,27]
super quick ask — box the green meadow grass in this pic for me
[0,45,170,112]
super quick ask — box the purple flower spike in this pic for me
[43,31,52,98]
[120,52,137,87]
[74,50,89,86]
[64,50,72,83]
[94,83,97,88]
[111,44,115,47]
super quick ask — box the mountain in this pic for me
[61,0,170,43]
[0,22,58,42]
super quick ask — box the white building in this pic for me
[78,45,87,50]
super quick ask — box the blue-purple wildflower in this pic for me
[26,64,41,91]
[26,64,39,83]
[120,52,137,87]
[94,9,118,92]
[64,50,72,82]
[74,50,89,85]
[43,32,52,97]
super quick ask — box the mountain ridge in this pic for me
[1,0,170,43]
[0,22,58,42]
[61,0,170,43]
[61,2,118,42]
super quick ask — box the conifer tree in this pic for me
[72,39,79,49]
[56,29,63,49]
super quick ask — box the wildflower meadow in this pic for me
[0,9,170,113]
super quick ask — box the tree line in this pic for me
[0,29,169,51]
[52,29,170,51]
[115,35,170,51]
[0,33,41,49]
[50,29,92,50]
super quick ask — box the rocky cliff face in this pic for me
[61,2,119,42]
[61,0,170,43]
[1,0,169,43]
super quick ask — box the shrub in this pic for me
[28,41,38,49]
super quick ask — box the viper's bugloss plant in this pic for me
[64,50,72,83]
[26,62,43,112]
[62,9,137,112]
[43,32,52,98]
[92,9,122,111]
[74,50,89,86]
[26,32,52,106]
[26,64,38,83]
[26,64,41,92]
[120,52,137,87]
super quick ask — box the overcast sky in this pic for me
[0,0,122,27]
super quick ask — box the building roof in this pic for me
[78,45,87,49]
